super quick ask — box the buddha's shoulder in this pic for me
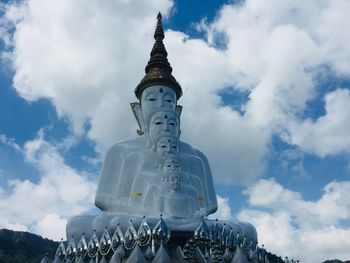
[180,141,208,159]
[106,137,147,155]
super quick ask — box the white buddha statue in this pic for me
[143,154,203,218]
[95,14,217,217]
[95,84,217,216]
[66,15,258,251]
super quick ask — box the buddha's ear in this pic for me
[176,105,183,117]
[130,102,144,135]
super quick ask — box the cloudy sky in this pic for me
[1,0,350,262]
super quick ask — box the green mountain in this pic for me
[0,229,58,263]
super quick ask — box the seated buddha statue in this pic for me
[66,15,258,251]
[94,13,218,217]
[143,154,204,218]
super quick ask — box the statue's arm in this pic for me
[196,150,218,214]
[95,145,124,211]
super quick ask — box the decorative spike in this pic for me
[116,244,126,258]
[211,220,221,242]
[152,216,171,244]
[52,257,61,263]
[194,219,211,243]
[111,224,124,251]
[110,250,122,263]
[99,227,112,255]
[175,246,185,262]
[39,255,49,263]
[125,244,146,263]
[137,216,152,246]
[110,245,125,263]
[242,236,247,248]
[223,248,233,262]
[99,255,108,263]
[76,234,88,258]
[227,228,235,249]
[144,245,155,260]
[221,223,228,246]
[236,232,241,247]
[247,247,257,261]
[194,247,207,263]
[55,239,66,259]
[66,236,77,260]
[153,243,171,263]
[231,246,249,263]
[124,220,138,249]
[87,231,99,257]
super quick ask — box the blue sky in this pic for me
[1,0,350,262]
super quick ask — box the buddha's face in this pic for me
[148,111,180,144]
[155,136,179,156]
[141,85,176,125]
[168,173,181,191]
[163,157,181,175]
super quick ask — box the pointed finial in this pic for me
[135,13,182,100]
[154,12,165,40]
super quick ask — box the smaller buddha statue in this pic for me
[144,155,202,218]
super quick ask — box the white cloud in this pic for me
[208,195,233,221]
[200,0,350,160]
[2,0,349,186]
[0,132,96,240]
[0,134,22,152]
[0,217,28,232]
[33,213,67,241]
[1,0,350,255]
[286,89,350,157]
[239,178,350,262]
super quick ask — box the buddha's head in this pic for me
[147,109,180,146]
[161,155,182,191]
[154,135,180,156]
[131,14,182,136]
[162,155,181,176]
[141,85,176,123]
[131,86,182,136]
[168,173,181,191]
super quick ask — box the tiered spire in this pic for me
[145,12,170,73]
[135,12,182,100]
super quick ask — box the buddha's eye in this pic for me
[149,98,156,101]
[166,99,172,103]
[167,164,171,167]
[161,145,166,148]
[169,122,175,126]
[155,121,163,125]
[172,146,177,149]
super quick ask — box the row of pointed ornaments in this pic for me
[40,217,299,263]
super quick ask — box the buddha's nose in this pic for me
[166,145,173,153]
[157,98,165,107]
[163,123,169,131]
